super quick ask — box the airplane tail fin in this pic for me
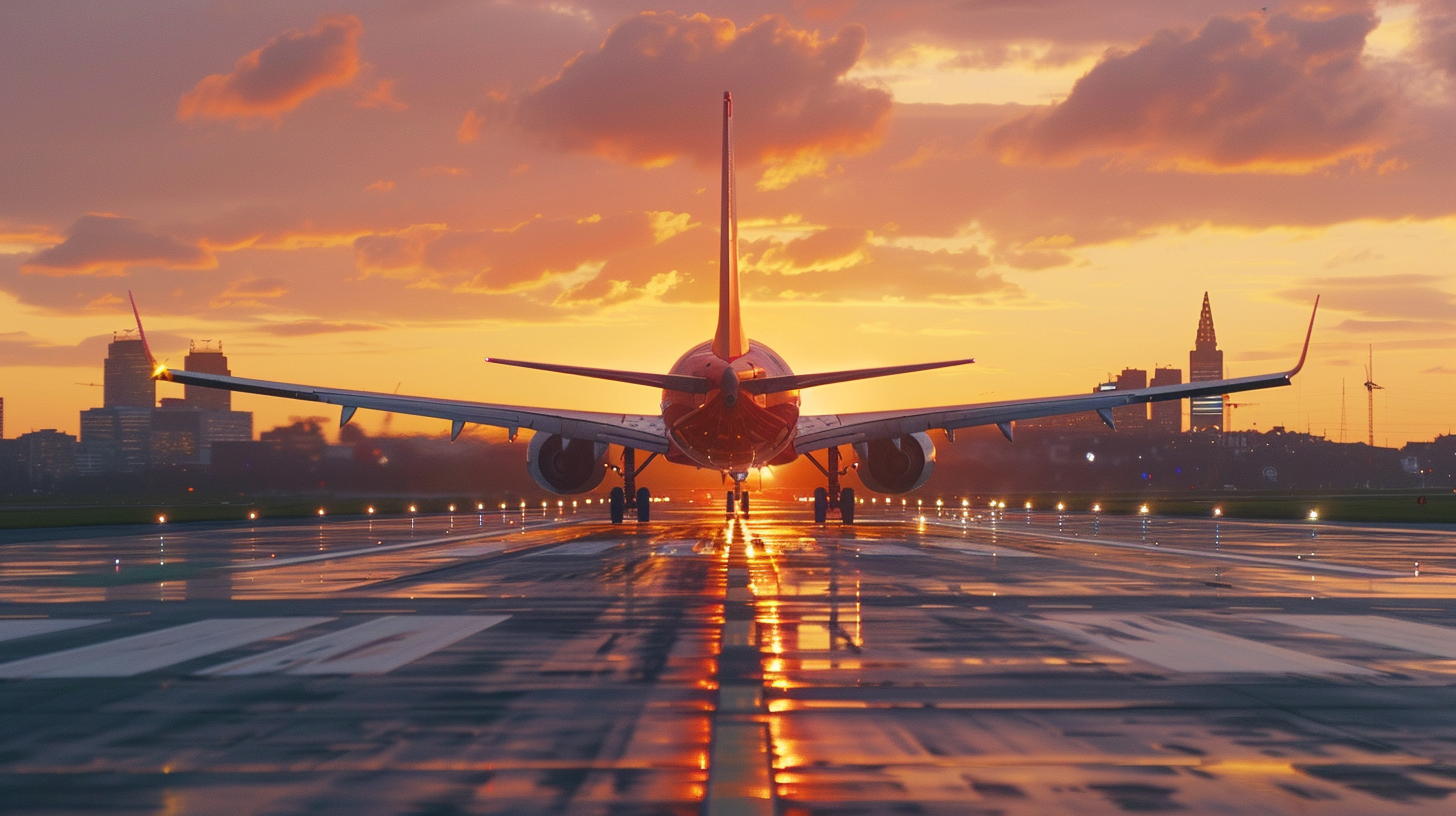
[127,290,163,376]
[711,91,748,361]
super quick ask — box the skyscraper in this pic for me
[184,341,231,410]
[103,334,154,408]
[1189,293,1225,431]
[1149,367,1183,433]
[1111,368,1148,429]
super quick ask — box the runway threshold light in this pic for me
[409,504,417,513]
[1056,502,1065,511]
[367,506,375,515]
[248,511,257,520]
[1091,504,1101,512]
[1308,509,1320,520]
[157,515,166,524]
[1139,505,1150,515]
[1024,501,1032,509]
[1213,507,1223,517]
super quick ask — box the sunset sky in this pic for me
[2,0,1454,447]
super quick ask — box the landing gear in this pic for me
[725,490,736,518]
[740,490,750,518]
[607,447,657,524]
[609,487,625,524]
[805,446,855,524]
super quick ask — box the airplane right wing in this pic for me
[794,298,1319,453]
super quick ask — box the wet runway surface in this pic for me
[3,504,1456,814]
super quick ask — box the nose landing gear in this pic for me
[725,472,750,519]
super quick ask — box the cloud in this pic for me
[353,213,656,294]
[1419,0,1456,77]
[178,15,363,124]
[1279,273,1456,331]
[509,12,892,184]
[987,9,1402,173]
[22,214,214,275]
[0,330,182,367]
[256,320,388,337]
[742,228,1021,302]
[209,276,290,308]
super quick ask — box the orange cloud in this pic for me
[987,9,1402,173]
[23,214,214,275]
[510,13,892,178]
[178,15,363,124]
[353,213,656,294]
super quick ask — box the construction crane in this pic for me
[1362,345,1382,447]
[1226,400,1258,430]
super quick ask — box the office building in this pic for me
[184,341,232,410]
[15,429,77,488]
[1111,368,1148,430]
[103,334,154,409]
[1149,367,1183,433]
[1189,293,1225,430]
[79,406,152,472]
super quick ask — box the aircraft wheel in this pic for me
[609,487,624,524]
[840,487,856,524]
[813,487,828,523]
[725,490,736,517]
[636,487,651,522]
[740,491,750,517]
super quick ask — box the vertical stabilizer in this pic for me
[712,92,748,361]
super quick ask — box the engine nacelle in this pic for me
[853,432,935,494]
[527,433,608,495]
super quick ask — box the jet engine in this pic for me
[853,432,935,494]
[527,433,608,494]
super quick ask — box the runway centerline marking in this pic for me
[1262,615,1456,659]
[0,619,106,643]
[0,618,335,678]
[1028,613,1377,675]
[200,615,509,676]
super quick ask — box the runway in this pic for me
[2,503,1456,814]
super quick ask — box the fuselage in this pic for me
[660,339,799,472]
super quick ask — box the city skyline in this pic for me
[2,2,1454,446]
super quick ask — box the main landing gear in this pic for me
[607,447,657,524]
[726,472,750,519]
[805,446,855,524]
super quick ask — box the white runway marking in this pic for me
[1031,613,1376,675]
[850,544,923,556]
[652,540,703,556]
[924,537,1038,557]
[0,619,106,643]
[438,542,510,558]
[200,615,508,676]
[1263,615,1456,659]
[0,618,334,678]
[523,540,620,557]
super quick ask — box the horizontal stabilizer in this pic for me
[486,357,711,393]
[740,358,976,395]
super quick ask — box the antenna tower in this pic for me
[1362,345,1383,447]
[1338,379,1347,443]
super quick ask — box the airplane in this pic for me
[129,92,1319,525]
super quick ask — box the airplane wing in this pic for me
[154,368,670,452]
[128,293,667,452]
[794,299,1319,454]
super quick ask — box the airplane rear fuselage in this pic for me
[661,339,798,472]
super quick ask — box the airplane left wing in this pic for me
[128,292,667,451]
[154,367,670,452]
[794,299,1319,454]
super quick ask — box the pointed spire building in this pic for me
[1189,292,1225,430]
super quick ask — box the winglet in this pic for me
[127,290,164,376]
[1287,295,1319,378]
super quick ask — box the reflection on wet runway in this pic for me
[1,504,1455,813]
